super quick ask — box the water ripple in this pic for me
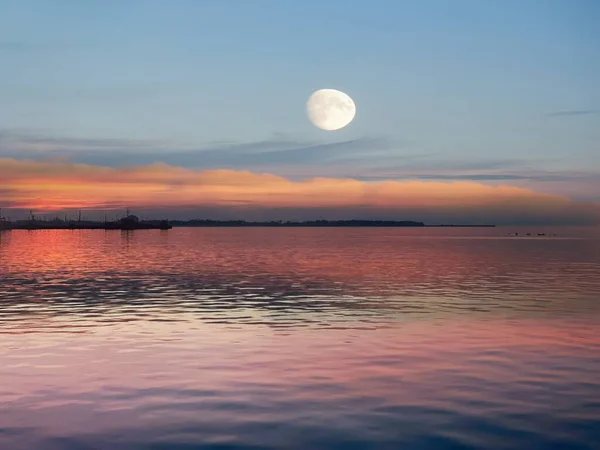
[0,228,599,449]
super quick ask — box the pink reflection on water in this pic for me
[1,316,599,437]
[0,227,599,448]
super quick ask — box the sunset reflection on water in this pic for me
[1,227,599,449]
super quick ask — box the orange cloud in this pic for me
[0,158,599,224]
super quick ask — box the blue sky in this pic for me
[1,0,599,205]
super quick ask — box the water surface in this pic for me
[1,227,599,449]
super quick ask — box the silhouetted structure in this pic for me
[0,208,11,230]
[119,214,141,230]
[110,214,172,230]
[0,208,172,230]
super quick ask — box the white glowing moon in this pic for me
[307,88,356,131]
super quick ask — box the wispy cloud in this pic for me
[0,129,392,169]
[0,129,553,177]
[352,170,600,183]
[547,109,599,117]
[362,158,528,174]
[0,129,180,151]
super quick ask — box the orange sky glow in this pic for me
[1,158,599,224]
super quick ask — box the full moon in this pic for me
[307,89,356,131]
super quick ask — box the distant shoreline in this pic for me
[169,220,496,228]
[171,223,496,228]
[1,219,496,230]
